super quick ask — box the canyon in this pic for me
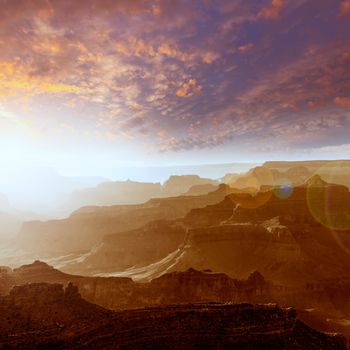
[0,282,346,349]
[2,162,350,348]
[1,260,350,342]
[16,182,228,257]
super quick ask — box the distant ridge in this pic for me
[263,160,350,171]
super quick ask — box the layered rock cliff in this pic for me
[16,184,228,256]
[0,282,345,349]
[0,261,270,310]
[51,181,350,288]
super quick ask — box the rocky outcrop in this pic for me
[0,282,345,349]
[108,303,345,350]
[174,223,350,288]
[224,162,350,192]
[184,183,218,196]
[0,265,15,295]
[171,222,309,286]
[3,261,350,342]
[162,175,217,196]
[0,282,112,349]
[1,261,270,310]
[2,260,349,322]
[185,180,350,230]
[263,160,350,189]
[224,165,313,190]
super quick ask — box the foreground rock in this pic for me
[0,261,271,310]
[0,283,345,349]
[2,260,350,341]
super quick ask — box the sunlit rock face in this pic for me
[263,161,350,190]
[180,181,350,286]
[185,178,350,228]
[223,162,350,195]
[176,223,306,285]
[0,282,345,350]
[224,165,313,190]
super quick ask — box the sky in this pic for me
[0,0,350,177]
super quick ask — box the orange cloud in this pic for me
[202,51,219,64]
[238,43,254,53]
[0,61,83,98]
[176,79,202,98]
[258,0,284,20]
[115,38,193,62]
[339,0,350,16]
[114,38,218,65]
[334,96,350,108]
[158,129,167,138]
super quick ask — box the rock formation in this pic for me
[15,184,228,256]
[0,261,271,310]
[0,282,345,349]
[162,174,217,196]
[36,179,350,289]
[69,175,218,212]
[184,183,219,196]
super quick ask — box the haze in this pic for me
[1,2,350,348]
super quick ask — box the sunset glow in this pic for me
[0,0,349,177]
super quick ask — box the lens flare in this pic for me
[273,178,293,199]
[306,161,350,231]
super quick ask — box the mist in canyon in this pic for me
[1,0,350,348]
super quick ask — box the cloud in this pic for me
[311,143,350,158]
[114,38,218,65]
[257,0,285,20]
[201,51,220,64]
[334,96,350,108]
[0,61,83,98]
[121,116,146,131]
[176,79,202,98]
[339,0,350,16]
[0,0,349,155]
[238,43,254,53]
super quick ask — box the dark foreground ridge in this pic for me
[0,283,346,349]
